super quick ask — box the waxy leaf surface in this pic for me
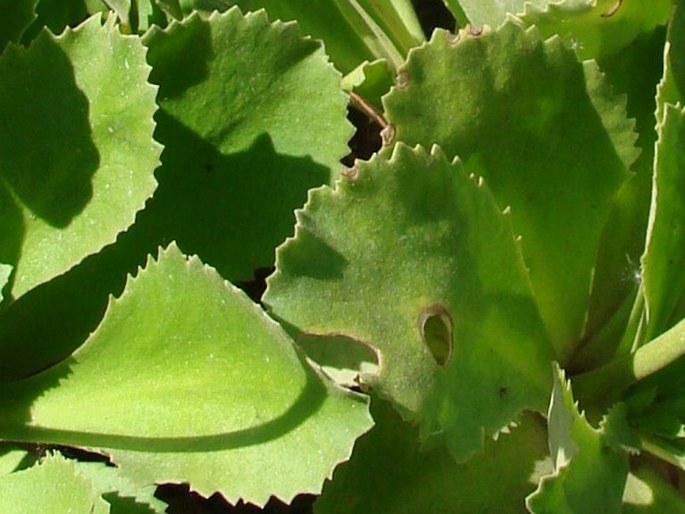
[384,22,635,360]
[0,454,110,514]
[0,244,372,506]
[315,398,551,514]
[138,8,352,282]
[265,144,553,461]
[0,15,160,298]
[527,366,628,513]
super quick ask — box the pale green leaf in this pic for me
[623,463,685,513]
[315,398,551,514]
[642,105,685,341]
[0,14,160,298]
[656,0,685,121]
[0,263,11,303]
[265,144,553,461]
[0,444,29,476]
[442,0,548,28]
[520,0,671,60]
[233,0,424,73]
[137,8,352,282]
[526,365,628,513]
[73,462,167,514]
[383,22,635,361]
[0,244,372,506]
[0,453,110,514]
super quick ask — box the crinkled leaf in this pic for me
[0,14,160,299]
[137,8,351,282]
[315,397,551,514]
[623,463,685,513]
[527,366,628,513]
[383,22,635,360]
[265,144,552,461]
[73,462,167,514]
[520,0,671,60]
[642,105,685,341]
[0,244,372,506]
[0,453,110,514]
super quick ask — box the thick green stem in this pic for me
[573,317,685,409]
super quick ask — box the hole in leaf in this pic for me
[418,305,453,367]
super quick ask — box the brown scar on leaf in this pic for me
[601,0,622,17]
[396,67,411,90]
[341,164,360,181]
[445,31,461,46]
[380,124,396,147]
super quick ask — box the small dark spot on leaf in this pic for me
[499,386,508,398]
[204,162,212,173]
[418,305,453,367]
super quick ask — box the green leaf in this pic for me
[315,397,551,514]
[383,22,635,360]
[0,244,372,506]
[265,144,553,461]
[234,0,424,74]
[623,462,685,513]
[0,444,29,476]
[520,0,671,60]
[574,28,666,370]
[441,0,548,28]
[73,462,167,514]
[0,0,39,52]
[642,104,685,341]
[0,453,110,514]
[137,8,352,282]
[0,14,160,298]
[526,365,628,514]
[657,0,685,121]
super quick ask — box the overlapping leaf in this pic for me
[0,14,160,298]
[383,22,636,360]
[527,366,629,513]
[315,398,551,514]
[520,0,671,60]
[0,453,110,514]
[233,0,423,74]
[265,144,553,461]
[0,244,372,506]
[642,105,685,341]
[136,7,352,282]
